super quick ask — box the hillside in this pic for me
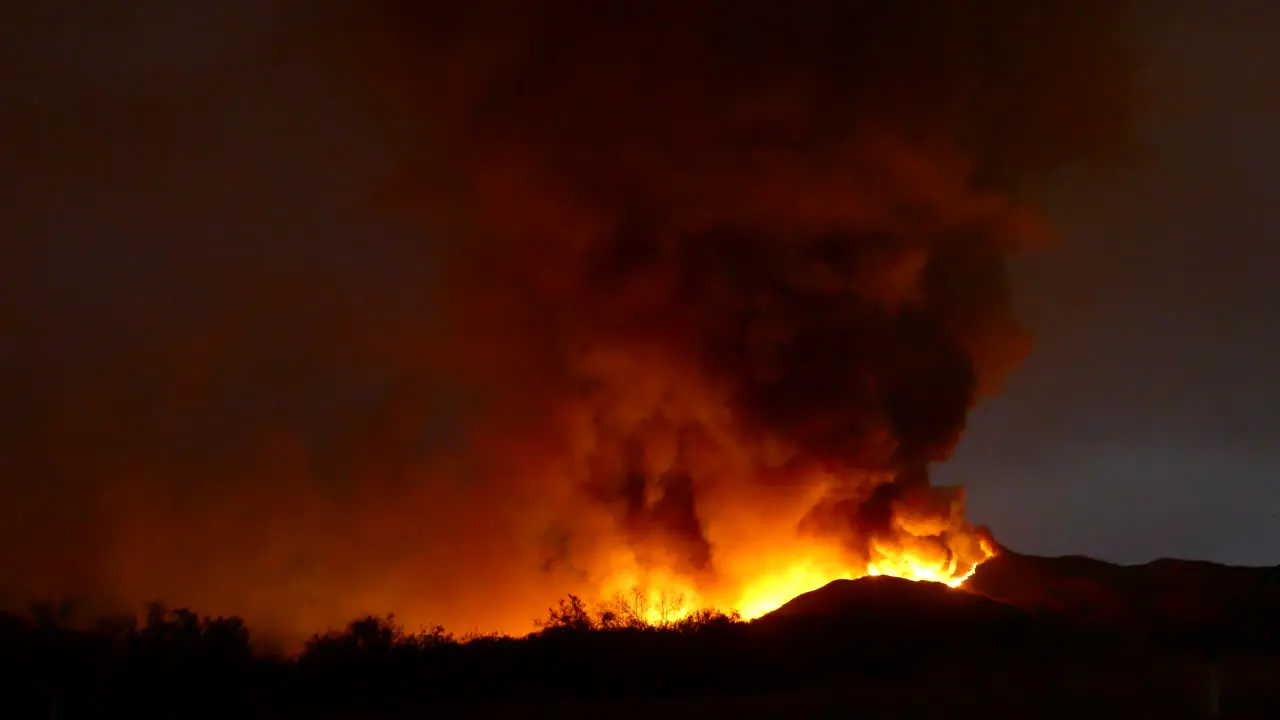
[746,549,1280,658]
[966,548,1280,634]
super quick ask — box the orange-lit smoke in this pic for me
[0,0,1137,644]
[349,1,1137,623]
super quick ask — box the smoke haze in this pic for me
[0,0,1138,643]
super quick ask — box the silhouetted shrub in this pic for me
[2,586,1277,717]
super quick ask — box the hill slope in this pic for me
[749,550,1280,655]
[967,548,1280,626]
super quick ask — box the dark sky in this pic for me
[939,1,1280,565]
[2,0,1278,631]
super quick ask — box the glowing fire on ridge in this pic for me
[596,536,997,625]
[736,536,996,619]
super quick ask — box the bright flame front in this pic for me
[736,536,996,619]
[593,536,996,625]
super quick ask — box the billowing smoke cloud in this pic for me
[0,0,1137,644]
[354,0,1139,607]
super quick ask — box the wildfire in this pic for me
[595,536,997,625]
[278,0,1132,647]
[865,540,995,590]
[735,560,856,620]
[735,535,996,619]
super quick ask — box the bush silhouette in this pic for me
[0,586,1274,717]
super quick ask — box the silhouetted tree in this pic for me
[537,594,595,633]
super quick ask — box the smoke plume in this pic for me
[0,0,1138,643]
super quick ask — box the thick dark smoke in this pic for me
[0,0,1137,643]
[360,0,1138,585]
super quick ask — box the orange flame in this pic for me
[735,535,996,619]
[594,535,997,624]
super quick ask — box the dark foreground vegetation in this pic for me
[4,562,1280,718]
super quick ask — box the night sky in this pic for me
[939,0,1280,565]
[2,0,1278,635]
